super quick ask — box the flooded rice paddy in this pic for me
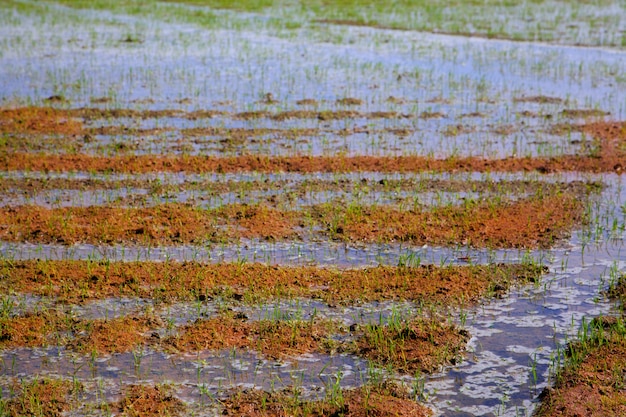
[1,0,626,416]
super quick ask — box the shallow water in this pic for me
[2,1,625,158]
[1,175,624,416]
[0,347,371,414]
[0,239,528,267]
[1,1,626,415]
[423,241,623,416]
[0,186,506,209]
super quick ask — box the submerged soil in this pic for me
[1,106,625,174]
[0,175,593,196]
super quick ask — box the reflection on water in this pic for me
[0,1,625,415]
[0,347,370,415]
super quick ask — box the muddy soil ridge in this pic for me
[1,106,625,174]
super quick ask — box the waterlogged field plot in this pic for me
[1,0,626,416]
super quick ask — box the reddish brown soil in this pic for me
[221,384,431,416]
[579,120,626,149]
[71,316,161,354]
[355,318,469,373]
[0,107,82,135]
[0,260,545,304]
[217,204,299,240]
[315,192,585,248]
[0,204,223,244]
[253,319,335,358]
[0,310,161,353]
[1,106,624,174]
[2,151,624,174]
[0,311,72,348]
[0,188,589,248]
[164,315,333,358]
[3,378,74,417]
[0,308,329,358]
[114,385,185,417]
[534,318,626,417]
[163,316,250,352]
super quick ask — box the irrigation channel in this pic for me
[1,1,626,416]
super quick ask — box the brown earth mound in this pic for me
[0,260,545,305]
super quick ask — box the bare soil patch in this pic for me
[113,385,186,417]
[314,192,586,248]
[217,203,299,240]
[0,260,546,305]
[0,310,73,348]
[164,315,334,358]
[3,152,625,174]
[0,183,592,248]
[0,107,82,135]
[70,315,162,354]
[0,176,599,201]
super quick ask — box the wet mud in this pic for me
[1,2,625,416]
